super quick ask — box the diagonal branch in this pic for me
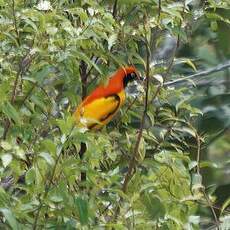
[164,60,230,87]
[3,48,35,139]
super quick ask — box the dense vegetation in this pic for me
[0,0,229,229]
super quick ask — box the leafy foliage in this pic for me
[0,0,229,229]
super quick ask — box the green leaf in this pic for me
[1,153,12,168]
[206,13,230,24]
[173,126,197,138]
[108,34,117,51]
[0,141,12,150]
[34,65,52,85]
[25,167,36,185]
[30,95,47,112]
[75,51,102,75]
[189,161,197,170]
[41,139,56,155]
[200,161,218,169]
[0,187,10,206]
[0,208,19,230]
[75,197,88,225]
[221,198,230,215]
[49,189,64,203]
[56,116,74,135]
[174,58,197,71]
[211,21,218,31]
[142,194,165,219]
[39,152,55,166]
[2,102,21,124]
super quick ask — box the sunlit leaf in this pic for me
[2,102,21,124]
[0,208,18,230]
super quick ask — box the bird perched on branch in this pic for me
[73,66,143,130]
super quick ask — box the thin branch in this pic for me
[195,133,201,176]
[11,69,21,103]
[158,0,161,22]
[195,132,219,228]
[85,56,100,80]
[193,128,220,229]
[121,39,151,193]
[3,50,34,139]
[112,0,118,18]
[202,190,220,230]
[12,0,20,45]
[164,60,230,87]
[79,61,88,182]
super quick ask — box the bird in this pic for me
[73,66,141,130]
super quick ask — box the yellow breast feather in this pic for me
[74,90,126,130]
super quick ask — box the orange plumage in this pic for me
[74,66,138,129]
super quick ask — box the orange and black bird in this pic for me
[73,66,141,130]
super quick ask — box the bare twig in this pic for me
[164,60,230,87]
[193,128,220,229]
[12,0,20,45]
[3,50,34,139]
[80,60,88,99]
[195,133,201,176]
[121,39,151,193]
[202,190,220,230]
[86,56,100,81]
[112,0,118,18]
[158,0,161,22]
[11,69,21,104]
[79,61,88,181]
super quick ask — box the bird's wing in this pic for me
[75,92,125,129]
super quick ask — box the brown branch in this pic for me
[158,0,161,22]
[195,133,201,176]
[79,61,88,181]
[202,190,220,230]
[3,49,35,139]
[193,128,220,229]
[12,0,20,45]
[85,56,100,80]
[121,40,151,193]
[11,69,21,104]
[80,60,88,99]
[117,10,178,199]
[112,0,118,18]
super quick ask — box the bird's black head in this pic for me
[123,72,138,88]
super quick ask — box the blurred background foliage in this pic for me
[0,0,229,229]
